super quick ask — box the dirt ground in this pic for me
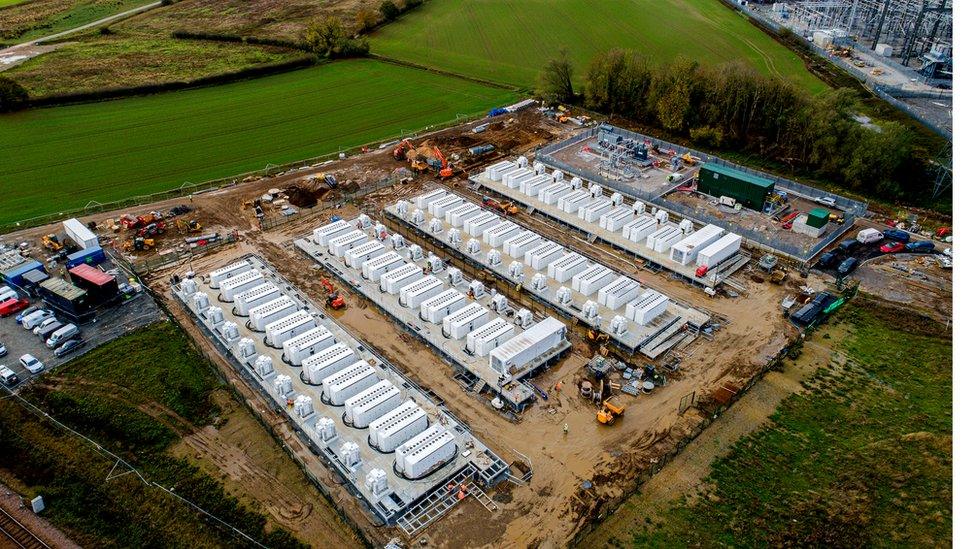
[0,110,949,547]
[833,253,952,323]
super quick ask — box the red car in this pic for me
[880,242,905,254]
[0,298,29,317]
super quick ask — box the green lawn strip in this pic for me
[626,304,950,547]
[0,58,518,224]
[370,0,826,94]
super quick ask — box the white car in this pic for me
[814,196,837,207]
[19,354,44,375]
[943,247,953,258]
[22,310,53,330]
[0,342,6,357]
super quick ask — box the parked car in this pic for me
[815,196,837,207]
[54,339,85,358]
[32,317,59,336]
[37,321,64,342]
[943,247,953,258]
[0,342,6,357]
[906,241,935,253]
[857,228,883,244]
[0,287,16,303]
[882,229,911,243]
[0,365,18,387]
[46,324,79,349]
[817,252,841,269]
[22,310,54,330]
[837,257,860,276]
[15,306,40,324]
[880,242,905,254]
[0,298,29,317]
[19,354,44,375]
[836,239,859,253]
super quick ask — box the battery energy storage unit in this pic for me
[369,401,428,453]
[302,343,357,385]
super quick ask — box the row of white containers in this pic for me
[398,193,671,327]
[203,260,456,481]
[486,159,743,269]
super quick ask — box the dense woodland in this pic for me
[539,49,934,205]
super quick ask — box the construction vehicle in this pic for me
[586,329,610,345]
[432,147,453,178]
[680,152,699,166]
[137,222,166,238]
[597,398,625,425]
[392,139,414,161]
[177,219,203,234]
[482,196,518,215]
[41,234,62,252]
[133,236,155,251]
[319,277,346,310]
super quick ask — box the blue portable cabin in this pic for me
[2,260,45,287]
[66,246,106,269]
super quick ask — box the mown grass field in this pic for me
[0,58,517,224]
[371,0,827,93]
[596,302,951,546]
[0,322,363,548]
[0,0,30,8]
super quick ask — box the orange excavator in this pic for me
[432,146,453,179]
[320,277,346,310]
[392,139,414,161]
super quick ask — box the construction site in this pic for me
[0,106,951,547]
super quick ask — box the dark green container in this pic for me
[696,162,774,210]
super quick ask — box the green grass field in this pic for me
[0,0,150,43]
[371,0,827,93]
[604,302,951,546]
[0,58,516,224]
[0,0,30,8]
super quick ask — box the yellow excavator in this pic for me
[597,398,625,425]
[42,234,62,251]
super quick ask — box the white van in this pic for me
[47,324,79,349]
[856,228,883,245]
[22,310,53,330]
[0,287,16,303]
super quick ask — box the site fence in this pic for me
[0,111,489,236]
[872,86,952,140]
[536,126,864,261]
[257,175,400,231]
[130,233,239,275]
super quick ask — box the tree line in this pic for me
[539,49,932,204]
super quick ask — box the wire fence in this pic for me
[1,112,488,236]
[130,233,239,274]
[536,125,864,261]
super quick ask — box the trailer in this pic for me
[579,198,612,223]
[670,225,724,265]
[622,216,657,243]
[380,264,423,294]
[441,302,490,339]
[504,232,542,259]
[232,283,280,315]
[466,318,515,357]
[625,290,669,326]
[465,212,500,237]
[370,401,429,453]
[346,380,401,428]
[323,361,378,405]
[328,230,368,257]
[558,190,590,214]
[521,174,553,197]
[482,221,520,247]
[548,253,587,283]
[572,264,615,296]
[302,343,357,385]
[600,207,634,232]
[448,203,482,226]
[525,241,564,271]
[488,317,566,376]
[414,189,448,209]
[428,194,463,218]
[487,160,516,181]
[344,240,386,270]
[266,311,317,348]
[248,295,298,331]
[399,276,444,309]
[598,276,640,310]
[209,260,252,289]
[362,252,405,282]
[313,220,354,247]
[395,425,457,479]
[419,289,466,324]
[218,269,264,301]
[504,168,536,190]
[63,218,99,250]
[695,233,742,269]
[283,326,336,365]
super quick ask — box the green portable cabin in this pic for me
[696,163,775,210]
[806,208,830,228]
